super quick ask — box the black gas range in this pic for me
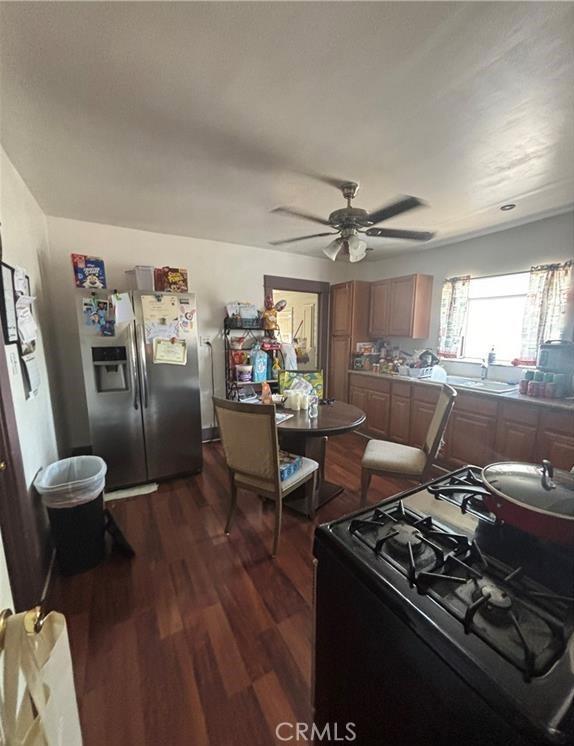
[313,467,574,746]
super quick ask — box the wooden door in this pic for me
[331,283,353,336]
[328,336,351,402]
[368,391,390,438]
[389,395,411,444]
[368,280,389,337]
[387,276,415,337]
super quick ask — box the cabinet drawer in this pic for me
[348,374,391,394]
[391,380,411,399]
[454,392,499,417]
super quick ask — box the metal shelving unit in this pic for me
[223,318,282,400]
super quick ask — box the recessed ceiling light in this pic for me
[500,203,516,211]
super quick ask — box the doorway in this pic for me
[264,276,330,373]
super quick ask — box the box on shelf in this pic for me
[124,265,155,291]
[154,267,188,293]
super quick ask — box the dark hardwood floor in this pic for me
[52,432,414,746]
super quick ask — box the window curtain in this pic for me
[520,261,573,362]
[438,276,470,358]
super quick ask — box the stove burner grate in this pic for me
[347,494,574,680]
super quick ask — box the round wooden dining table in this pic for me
[277,401,366,518]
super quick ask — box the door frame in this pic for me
[263,276,330,373]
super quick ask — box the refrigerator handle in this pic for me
[128,323,140,410]
[137,323,149,408]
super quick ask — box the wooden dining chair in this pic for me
[360,384,457,505]
[213,397,319,556]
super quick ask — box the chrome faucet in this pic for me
[481,361,488,380]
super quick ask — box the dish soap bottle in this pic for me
[272,357,281,380]
[487,346,496,365]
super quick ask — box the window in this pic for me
[462,273,529,362]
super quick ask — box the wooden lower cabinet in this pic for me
[347,373,574,470]
[368,391,391,438]
[445,410,497,468]
[494,403,538,462]
[410,400,436,449]
[536,410,574,470]
[389,395,411,444]
[349,386,369,432]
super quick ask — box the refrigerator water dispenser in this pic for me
[92,346,128,392]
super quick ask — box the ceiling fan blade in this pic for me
[365,227,435,241]
[305,171,355,191]
[367,196,425,226]
[271,206,331,226]
[269,232,336,246]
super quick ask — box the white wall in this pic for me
[46,216,347,450]
[1,147,60,606]
[0,149,59,484]
[352,211,574,352]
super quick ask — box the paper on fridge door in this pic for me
[141,294,179,343]
[153,337,187,365]
[111,292,135,324]
[178,296,196,335]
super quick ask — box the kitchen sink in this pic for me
[446,375,519,394]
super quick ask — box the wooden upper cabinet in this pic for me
[331,282,353,336]
[369,274,433,339]
[369,280,390,338]
[330,281,370,342]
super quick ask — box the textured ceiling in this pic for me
[1,2,573,260]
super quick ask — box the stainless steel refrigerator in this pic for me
[77,290,202,489]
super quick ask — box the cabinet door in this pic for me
[536,411,574,470]
[387,276,415,337]
[328,336,351,401]
[494,420,538,462]
[410,400,436,449]
[446,411,497,467]
[369,280,390,337]
[389,395,411,444]
[331,283,353,336]
[368,391,390,438]
[349,386,369,432]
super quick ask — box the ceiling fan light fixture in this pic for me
[323,237,342,261]
[347,234,368,262]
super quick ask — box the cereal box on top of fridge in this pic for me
[71,253,107,289]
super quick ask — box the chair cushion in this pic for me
[362,439,427,476]
[235,457,319,495]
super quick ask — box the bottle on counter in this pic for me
[487,346,496,365]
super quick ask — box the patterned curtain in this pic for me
[520,262,573,363]
[438,276,470,358]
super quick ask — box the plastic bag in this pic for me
[34,456,107,508]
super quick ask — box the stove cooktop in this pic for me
[330,466,574,681]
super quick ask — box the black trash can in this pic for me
[35,456,107,576]
[46,493,106,575]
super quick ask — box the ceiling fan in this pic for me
[270,179,435,263]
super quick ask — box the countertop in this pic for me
[347,369,574,413]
